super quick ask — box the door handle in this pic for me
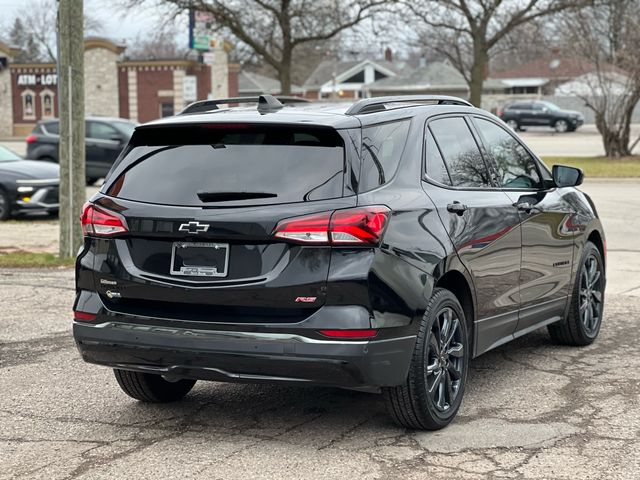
[515,202,540,213]
[447,202,468,215]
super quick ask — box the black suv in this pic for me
[26,117,137,184]
[498,100,584,133]
[73,95,606,430]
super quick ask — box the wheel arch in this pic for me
[587,229,606,269]
[434,268,476,358]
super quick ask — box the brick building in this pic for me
[0,37,237,137]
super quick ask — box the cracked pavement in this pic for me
[1,181,640,479]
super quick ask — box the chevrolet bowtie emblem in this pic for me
[178,221,210,234]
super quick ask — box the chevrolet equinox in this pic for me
[73,95,606,430]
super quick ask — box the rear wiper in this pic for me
[196,191,278,202]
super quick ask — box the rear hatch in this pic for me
[89,123,357,323]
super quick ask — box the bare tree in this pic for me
[125,24,189,60]
[559,1,640,157]
[16,0,102,62]
[404,0,589,106]
[128,0,388,94]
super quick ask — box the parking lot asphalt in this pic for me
[1,181,640,479]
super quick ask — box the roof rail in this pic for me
[179,94,309,115]
[345,95,473,115]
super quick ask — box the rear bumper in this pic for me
[73,321,416,389]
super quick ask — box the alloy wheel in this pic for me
[579,253,604,336]
[425,307,465,412]
[0,193,6,219]
[506,120,518,130]
[555,120,568,133]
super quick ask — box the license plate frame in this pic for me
[170,242,230,277]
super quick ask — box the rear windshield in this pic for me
[106,124,346,206]
[42,121,59,134]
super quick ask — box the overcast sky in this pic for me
[0,0,189,47]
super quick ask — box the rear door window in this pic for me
[424,129,451,186]
[88,121,119,141]
[106,125,345,206]
[43,121,59,135]
[359,119,410,191]
[429,117,491,188]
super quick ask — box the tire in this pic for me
[113,369,196,403]
[548,241,605,346]
[383,288,469,430]
[554,119,569,133]
[506,119,519,131]
[0,189,11,221]
[86,177,100,186]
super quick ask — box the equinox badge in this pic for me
[179,221,210,234]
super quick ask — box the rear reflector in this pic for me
[73,310,96,321]
[25,134,37,144]
[81,203,128,237]
[273,206,390,245]
[318,329,378,339]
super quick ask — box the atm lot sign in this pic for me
[17,73,58,86]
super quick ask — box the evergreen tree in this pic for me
[9,18,42,62]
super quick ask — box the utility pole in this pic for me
[57,0,85,258]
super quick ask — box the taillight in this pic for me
[318,329,378,339]
[273,211,331,243]
[80,203,128,237]
[273,206,390,245]
[25,134,37,143]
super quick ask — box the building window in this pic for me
[40,90,55,118]
[21,90,36,120]
[160,103,174,117]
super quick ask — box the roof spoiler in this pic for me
[179,95,309,115]
[345,95,473,115]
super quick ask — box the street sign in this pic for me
[189,10,217,51]
[183,75,197,102]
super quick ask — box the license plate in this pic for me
[170,242,229,277]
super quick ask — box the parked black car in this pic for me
[498,100,584,133]
[26,117,137,184]
[0,145,59,220]
[73,95,606,430]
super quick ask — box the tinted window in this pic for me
[424,129,451,185]
[112,121,136,138]
[88,122,119,141]
[509,103,531,110]
[474,118,541,189]
[43,121,59,135]
[359,119,410,192]
[429,117,491,188]
[107,125,345,206]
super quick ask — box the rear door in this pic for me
[422,115,522,354]
[472,116,574,332]
[94,123,355,323]
[86,121,124,178]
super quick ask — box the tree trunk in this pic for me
[279,46,292,95]
[468,41,488,108]
[58,0,85,258]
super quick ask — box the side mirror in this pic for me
[553,165,584,187]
